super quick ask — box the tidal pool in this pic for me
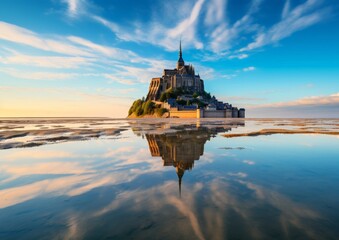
[0,118,338,239]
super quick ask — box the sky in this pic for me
[0,0,338,118]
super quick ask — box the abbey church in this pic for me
[131,41,245,119]
[146,42,205,101]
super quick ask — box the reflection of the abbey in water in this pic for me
[145,123,243,196]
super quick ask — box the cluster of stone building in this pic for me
[146,42,245,118]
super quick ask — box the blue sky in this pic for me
[0,0,338,117]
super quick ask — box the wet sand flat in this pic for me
[1,118,338,149]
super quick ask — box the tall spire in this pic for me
[177,39,185,69]
[179,39,182,59]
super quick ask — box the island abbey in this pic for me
[142,41,245,118]
[147,41,205,100]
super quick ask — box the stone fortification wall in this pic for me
[169,108,245,118]
[169,110,198,118]
[202,110,226,118]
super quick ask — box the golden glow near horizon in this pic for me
[0,87,131,117]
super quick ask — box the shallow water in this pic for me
[0,118,338,240]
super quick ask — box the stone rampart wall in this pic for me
[203,110,226,118]
[169,109,245,118]
[169,110,197,118]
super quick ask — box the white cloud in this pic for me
[0,21,92,56]
[221,74,237,80]
[91,15,120,34]
[204,0,227,26]
[229,54,249,60]
[0,21,140,64]
[66,0,78,15]
[246,93,339,118]
[281,0,291,19]
[63,0,87,17]
[252,93,339,108]
[240,0,328,52]
[58,0,330,59]
[167,0,205,49]
[0,67,77,80]
[67,36,139,62]
[0,21,183,85]
[207,0,263,53]
[103,74,136,85]
[90,0,205,51]
[243,66,255,72]
[1,53,92,69]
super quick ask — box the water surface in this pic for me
[0,118,338,239]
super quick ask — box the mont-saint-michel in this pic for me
[1,0,339,239]
[128,42,245,118]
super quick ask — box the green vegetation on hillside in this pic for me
[128,99,168,117]
[159,88,180,102]
[128,88,212,117]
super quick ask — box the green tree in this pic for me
[143,100,155,115]
[129,99,142,115]
[135,105,143,116]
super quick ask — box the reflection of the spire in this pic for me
[145,126,238,197]
[176,166,184,198]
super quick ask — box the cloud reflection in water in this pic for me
[0,120,338,239]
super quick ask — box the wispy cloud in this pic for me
[240,0,329,52]
[167,0,205,49]
[229,54,249,60]
[1,52,92,69]
[63,0,87,17]
[220,74,237,80]
[243,66,256,72]
[103,74,136,85]
[252,93,339,108]
[59,0,331,60]
[0,21,148,64]
[204,0,227,27]
[207,0,263,53]
[281,0,291,19]
[0,67,78,80]
[90,0,205,51]
[247,93,339,118]
[91,15,120,34]
[0,21,188,85]
[0,21,91,56]
[67,36,137,61]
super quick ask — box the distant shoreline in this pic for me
[1,117,338,120]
